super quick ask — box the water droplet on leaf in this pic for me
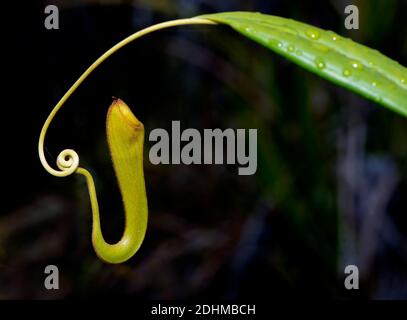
[350,61,363,70]
[269,39,282,48]
[315,58,326,70]
[327,31,338,41]
[306,29,320,40]
[343,69,351,77]
[374,95,383,103]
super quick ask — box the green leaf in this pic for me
[199,12,407,117]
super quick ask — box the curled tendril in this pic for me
[56,149,79,175]
[38,17,216,179]
[38,17,216,263]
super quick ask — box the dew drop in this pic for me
[343,69,351,77]
[401,78,406,84]
[315,58,326,70]
[374,95,383,103]
[306,29,320,40]
[350,61,363,70]
[296,49,302,56]
[372,81,378,87]
[327,31,338,41]
[287,45,295,52]
[269,39,282,48]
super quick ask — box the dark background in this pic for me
[1,0,407,299]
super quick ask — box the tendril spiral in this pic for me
[38,17,214,179]
[56,149,80,175]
